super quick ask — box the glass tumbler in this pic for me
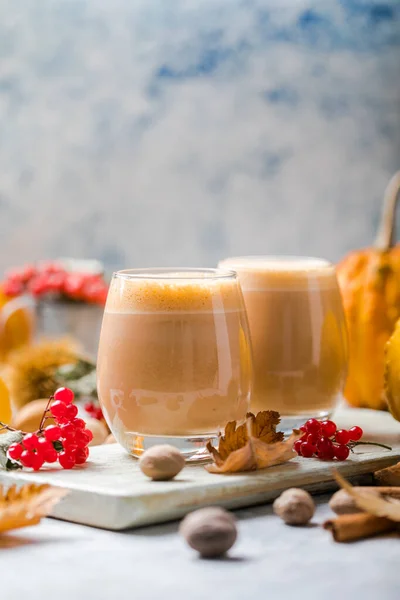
[218,256,348,432]
[97,268,252,461]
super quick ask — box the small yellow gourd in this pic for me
[337,171,400,410]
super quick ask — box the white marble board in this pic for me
[0,442,398,531]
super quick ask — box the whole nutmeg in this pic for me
[273,488,315,525]
[85,418,108,447]
[139,444,185,481]
[13,399,56,432]
[180,507,237,558]
[329,488,368,515]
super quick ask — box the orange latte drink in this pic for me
[218,257,348,429]
[97,269,252,459]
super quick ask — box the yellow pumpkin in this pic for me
[337,171,400,410]
[0,288,33,361]
[0,376,12,429]
[384,319,400,421]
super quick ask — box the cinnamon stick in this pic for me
[323,513,396,542]
[374,463,400,487]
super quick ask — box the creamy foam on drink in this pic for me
[97,272,251,444]
[218,257,348,418]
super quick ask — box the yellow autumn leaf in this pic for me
[0,377,12,428]
[206,411,301,474]
[0,483,67,534]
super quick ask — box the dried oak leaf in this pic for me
[0,483,68,534]
[206,411,301,474]
[334,470,400,523]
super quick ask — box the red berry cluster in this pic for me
[294,419,363,461]
[84,401,104,421]
[7,387,93,471]
[2,262,108,305]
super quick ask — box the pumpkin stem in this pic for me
[374,171,400,251]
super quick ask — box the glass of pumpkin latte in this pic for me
[97,268,252,460]
[218,256,348,430]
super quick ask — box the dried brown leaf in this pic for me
[0,483,68,533]
[334,470,400,523]
[206,411,301,474]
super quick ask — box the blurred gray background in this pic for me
[0,0,399,273]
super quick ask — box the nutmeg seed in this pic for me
[273,488,315,525]
[179,507,237,558]
[13,399,56,433]
[138,444,185,481]
[329,488,370,515]
[85,418,108,447]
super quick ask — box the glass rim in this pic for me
[113,267,237,280]
[219,255,333,269]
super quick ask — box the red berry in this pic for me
[60,423,76,441]
[72,418,86,430]
[8,442,23,461]
[320,420,336,438]
[44,447,58,463]
[75,430,90,448]
[20,450,34,468]
[65,404,78,420]
[31,453,44,471]
[335,429,350,445]
[40,261,61,274]
[294,440,303,455]
[63,440,78,453]
[50,400,68,419]
[304,419,321,435]
[334,444,350,461]
[63,274,86,298]
[317,437,334,460]
[44,424,61,442]
[23,433,39,451]
[349,426,363,441]
[307,433,319,446]
[300,441,316,458]
[54,387,74,405]
[58,451,76,469]
[46,272,66,293]
[37,438,53,452]
[83,429,93,443]
[21,265,36,283]
[5,268,25,282]
[75,447,89,465]
[299,425,307,433]
[2,279,24,297]
[28,275,50,297]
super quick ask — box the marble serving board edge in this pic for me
[0,444,399,531]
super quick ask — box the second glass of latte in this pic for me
[219,256,348,430]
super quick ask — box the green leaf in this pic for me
[60,371,98,399]
[55,359,95,381]
[53,440,63,452]
[6,458,22,471]
[0,430,23,470]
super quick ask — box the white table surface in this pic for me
[0,495,399,600]
[1,406,399,599]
